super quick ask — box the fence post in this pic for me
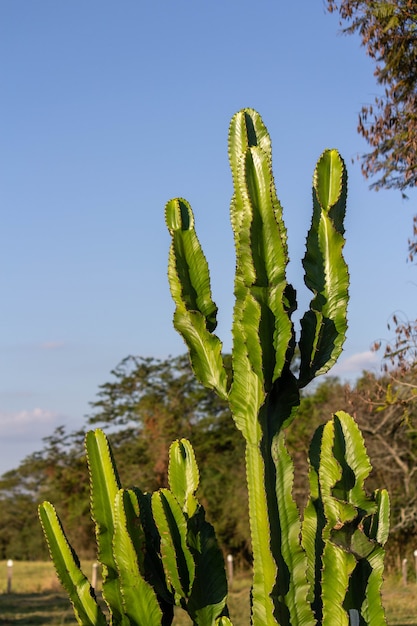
[226,554,233,587]
[6,559,13,594]
[91,562,98,591]
[402,557,408,586]
[414,550,417,582]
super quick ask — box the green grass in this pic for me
[0,562,415,624]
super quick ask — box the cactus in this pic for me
[302,411,389,625]
[40,108,389,625]
[39,431,229,625]
[166,108,389,624]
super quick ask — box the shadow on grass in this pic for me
[0,592,73,625]
[0,589,415,626]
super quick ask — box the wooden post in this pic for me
[402,557,408,586]
[91,562,99,591]
[226,554,233,587]
[6,560,13,594]
[414,550,417,582]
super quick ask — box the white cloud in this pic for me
[332,351,380,377]
[0,408,59,437]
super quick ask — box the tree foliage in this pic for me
[376,311,417,374]
[0,427,89,560]
[1,352,416,567]
[327,0,417,256]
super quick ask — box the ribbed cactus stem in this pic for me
[165,108,388,626]
[39,108,389,626]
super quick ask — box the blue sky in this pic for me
[1,1,416,474]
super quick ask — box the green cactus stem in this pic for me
[39,432,229,626]
[166,108,387,625]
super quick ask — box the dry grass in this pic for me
[0,562,415,624]
[383,574,417,625]
[0,560,99,595]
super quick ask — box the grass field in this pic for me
[0,561,416,625]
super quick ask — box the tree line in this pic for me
[0,350,416,569]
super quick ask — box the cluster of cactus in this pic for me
[40,108,390,625]
[39,431,231,625]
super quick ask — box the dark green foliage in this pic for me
[2,360,415,569]
[0,429,89,560]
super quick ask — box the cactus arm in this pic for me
[85,429,128,624]
[165,197,228,399]
[301,445,325,614]
[371,489,390,546]
[299,149,348,387]
[243,146,295,384]
[186,506,229,625]
[229,110,295,393]
[168,439,199,517]
[334,412,375,514]
[134,489,175,610]
[115,489,146,574]
[229,301,265,441]
[348,488,390,626]
[38,501,107,626]
[270,432,315,626]
[360,545,388,625]
[321,414,365,625]
[310,416,358,625]
[321,543,356,626]
[228,108,272,184]
[152,488,195,603]
[303,412,390,624]
[228,109,286,263]
[167,439,229,624]
[113,489,164,625]
[244,441,277,626]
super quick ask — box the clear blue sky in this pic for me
[1,1,415,474]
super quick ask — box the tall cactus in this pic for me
[40,108,389,626]
[166,108,388,624]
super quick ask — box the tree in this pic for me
[87,354,236,492]
[327,0,417,257]
[376,311,417,374]
[0,427,89,560]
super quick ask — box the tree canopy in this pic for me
[327,0,417,256]
[1,352,416,565]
